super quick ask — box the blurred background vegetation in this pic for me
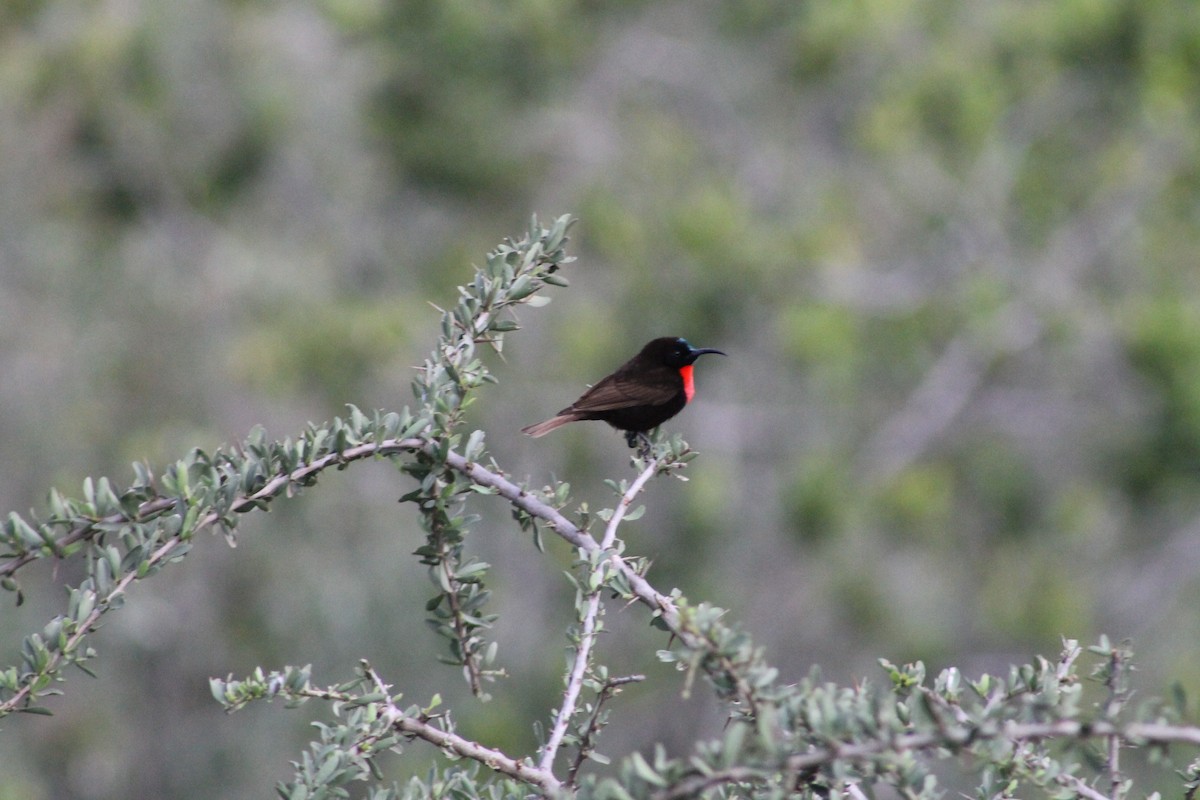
[2,0,1200,797]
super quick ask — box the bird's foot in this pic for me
[626,430,653,459]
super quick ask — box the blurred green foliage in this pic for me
[3,0,1200,797]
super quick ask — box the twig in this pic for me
[538,457,661,773]
[653,720,1200,800]
[360,665,563,796]
[1,530,190,713]
[1109,733,1121,800]
[566,674,645,787]
[1050,767,1111,800]
[438,555,482,696]
[604,460,660,550]
[1103,647,1129,800]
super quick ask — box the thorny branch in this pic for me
[447,446,766,718]
[437,541,483,697]
[651,720,1200,800]
[566,674,646,787]
[295,662,564,796]
[539,456,661,773]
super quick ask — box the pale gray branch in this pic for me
[361,666,562,795]
[538,457,661,773]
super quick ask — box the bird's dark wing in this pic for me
[562,371,677,413]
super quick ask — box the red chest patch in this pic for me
[680,365,695,402]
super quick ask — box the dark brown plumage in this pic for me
[522,337,725,446]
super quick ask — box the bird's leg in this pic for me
[626,430,653,459]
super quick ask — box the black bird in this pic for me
[521,337,725,447]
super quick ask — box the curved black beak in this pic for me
[686,346,726,364]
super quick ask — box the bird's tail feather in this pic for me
[520,414,577,437]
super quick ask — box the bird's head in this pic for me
[644,337,726,368]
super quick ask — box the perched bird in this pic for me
[522,337,725,447]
